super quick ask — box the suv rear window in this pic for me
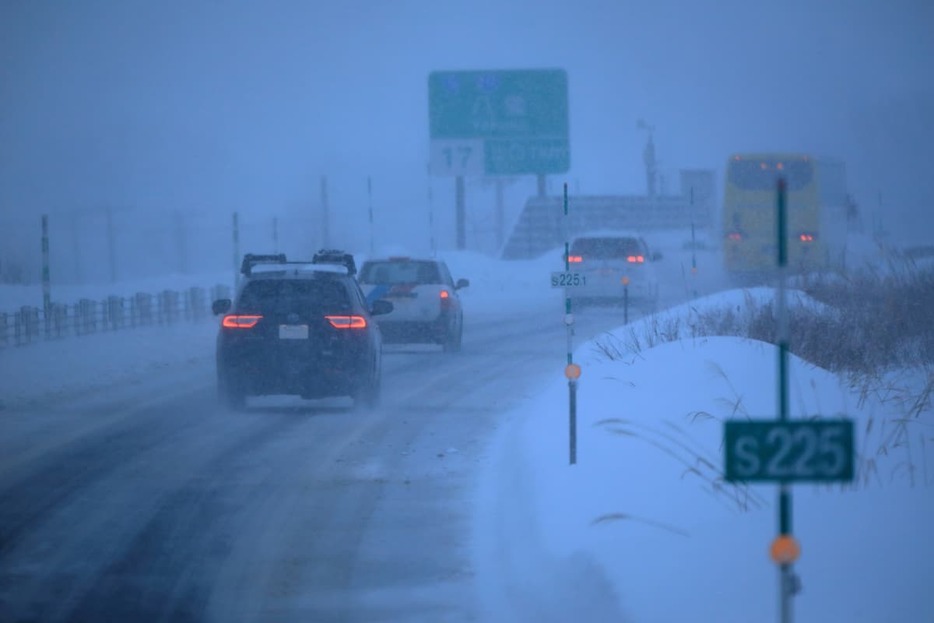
[570,237,642,259]
[237,279,351,314]
[359,261,440,284]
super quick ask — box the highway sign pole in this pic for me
[455,176,466,250]
[562,182,580,465]
[776,177,796,623]
[722,176,859,621]
[427,163,436,255]
[725,171,854,620]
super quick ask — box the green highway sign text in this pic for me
[428,69,569,176]
[724,420,855,483]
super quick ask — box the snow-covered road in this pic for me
[0,266,646,622]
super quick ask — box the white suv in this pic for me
[566,232,661,306]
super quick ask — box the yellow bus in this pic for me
[722,153,849,280]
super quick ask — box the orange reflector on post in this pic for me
[621,276,630,286]
[770,535,801,564]
[565,363,581,380]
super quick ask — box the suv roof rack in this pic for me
[313,249,357,276]
[240,250,357,277]
[241,253,288,276]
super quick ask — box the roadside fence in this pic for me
[0,284,231,348]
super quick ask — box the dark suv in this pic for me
[212,251,393,410]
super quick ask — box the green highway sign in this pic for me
[724,420,855,483]
[428,69,570,176]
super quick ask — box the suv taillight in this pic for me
[325,315,367,329]
[626,255,645,263]
[222,314,262,329]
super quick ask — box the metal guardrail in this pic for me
[0,284,231,348]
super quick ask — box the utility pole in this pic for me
[232,212,240,289]
[320,176,330,249]
[368,176,375,255]
[41,214,51,316]
[70,212,83,283]
[637,119,657,201]
[106,206,117,283]
[174,210,188,274]
[455,176,466,250]
[495,178,505,252]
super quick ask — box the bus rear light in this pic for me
[626,255,645,263]
[222,314,262,329]
[325,315,367,329]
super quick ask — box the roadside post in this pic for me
[232,212,240,290]
[549,183,584,465]
[723,178,855,623]
[622,276,630,324]
[775,176,795,623]
[690,187,699,298]
[41,215,51,337]
[368,176,375,255]
[272,217,279,254]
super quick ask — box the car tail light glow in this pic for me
[727,232,743,241]
[626,255,645,263]
[222,314,262,329]
[325,315,367,329]
[568,255,583,263]
[799,233,815,242]
[440,288,455,310]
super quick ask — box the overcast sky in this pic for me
[2,0,932,251]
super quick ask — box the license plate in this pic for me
[279,324,308,339]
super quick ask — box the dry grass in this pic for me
[590,261,933,505]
